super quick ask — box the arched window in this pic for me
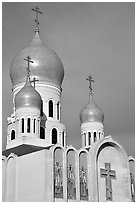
[41,100,43,116]
[37,120,39,134]
[11,130,15,140]
[88,132,91,145]
[27,118,31,133]
[84,133,86,146]
[40,127,45,139]
[98,132,101,140]
[62,131,64,146]
[52,128,57,144]
[102,132,104,138]
[22,118,24,133]
[94,132,97,142]
[57,102,59,120]
[33,119,36,133]
[49,100,53,117]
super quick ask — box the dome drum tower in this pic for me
[7,10,66,149]
[80,76,104,148]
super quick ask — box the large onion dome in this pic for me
[80,94,104,124]
[15,76,42,110]
[10,32,64,88]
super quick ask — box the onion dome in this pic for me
[80,94,104,124]
[10,32,64,88]
[15,76,42,110]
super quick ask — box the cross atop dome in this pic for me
[86,75,94,96]
[24,56,34,80]
[32,6,43,33]
[30,76,39,88]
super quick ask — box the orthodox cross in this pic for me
[24,56,34,78]
[86,75,94,95]
[100,163,116,201]
[30,76,39,88]
[32,6,43,32]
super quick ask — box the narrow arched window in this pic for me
[27,118,31,133]
[37,120,39,134]
[40,127,45,139]
[33,119,36,133]
[52,128,57,144]
[84,133,86,146]
[11,130,15,140]
[88,132,91,145]
[62,131,64,146]
[49,100,53,117]
[41,100,43,116]
[99,132,101,140]
[57,102,59,120]
[22,118,24,133]
[94,132,96,142]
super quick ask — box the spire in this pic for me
[24,56,34,82]
[32,6,43,33]
[86,75,94,96]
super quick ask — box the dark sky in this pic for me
[2,2,135,157]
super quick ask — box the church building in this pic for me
[2,6,135,202]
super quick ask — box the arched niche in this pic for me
[6,154,17,201]
[67,149,76,200]
[79,151,88,200]
[54,147,64,199]
[128,156,135,201]
[96,141,131,202]
[2,156,7,201]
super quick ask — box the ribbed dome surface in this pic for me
[80,95,104,124]
[10,32,64,88]
[15,77,42,110]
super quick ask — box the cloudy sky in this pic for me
[2,2,135,156]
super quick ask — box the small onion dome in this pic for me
[80,94,104,124]
[10,32,64,88]
[15,77,42,110]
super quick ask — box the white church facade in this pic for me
[2,6,135,202]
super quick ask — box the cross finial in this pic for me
[30,76,39,88]
[24,56,34,79]
[86,75,94,96]
[32,6,43,33]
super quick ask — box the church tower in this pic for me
[6,6,66,149]
[80,76,104,147]
[15,56,42,138]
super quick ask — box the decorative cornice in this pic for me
[13,82,61,94]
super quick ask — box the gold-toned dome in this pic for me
[10,32,64,88]
[15,77,42,110]
[80,94,104,124]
